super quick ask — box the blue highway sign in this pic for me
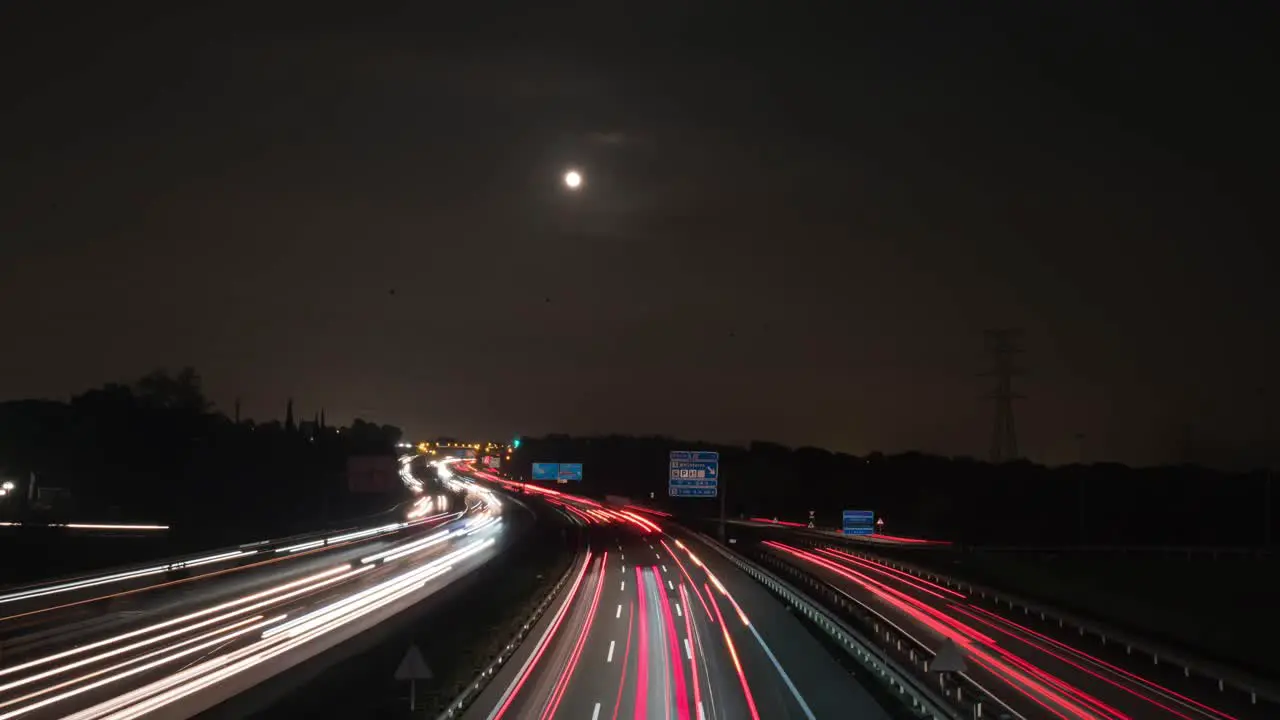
[842,509,875,535]
[532,463,558,481]
[557,463,584,482]
[669,450,719,498]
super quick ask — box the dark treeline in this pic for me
[0,368,404,548]
[513,435,1273,547]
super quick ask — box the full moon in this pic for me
[563,170,582,189]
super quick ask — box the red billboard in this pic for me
[346,455,400,493]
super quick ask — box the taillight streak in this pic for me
[772,542,1113,719]
[656,569,691,720]
[767,543,992,644]
[490,551,593,720]
[610,603,634,720]
[633,567,650,720]
[814,546,966,600]
[704,583,759,720]
[678,584,705,720]
[958,605,1238,720]
[540,553,607,720]
[659,539,715,623]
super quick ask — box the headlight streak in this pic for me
[267,539,493,640]
[0,616,283,720]
[0,551,250,606]
[3,506,462,611]
[81,538,497,720]
[0,566,356,681]
[360,529,451,565]
[0,615,273,713]
[10,533,500,720]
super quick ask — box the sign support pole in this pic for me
[719,475,727,542]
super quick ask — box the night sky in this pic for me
[1,3,1274,467]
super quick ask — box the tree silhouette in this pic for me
[134,367,209,412]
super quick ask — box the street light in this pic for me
[1,482,13,491]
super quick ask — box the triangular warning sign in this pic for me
[930,639,968,674]
[394,644,433,680]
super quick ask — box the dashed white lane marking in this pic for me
[592,702,602,720]
[675,603,682,617]
[684,637,693,661]
[607,640,616,662]
[620,581,625,591]
[616,604,622,618]
[668,580,675,591]
[662,565,668,573]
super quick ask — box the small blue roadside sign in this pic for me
[669,451,719,498]
[842,510,875,535]
[532,463,558,481]
[557,463,584,482]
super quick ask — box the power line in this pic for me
[982,329,1025,463]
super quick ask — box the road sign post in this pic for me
[720,473,727,542]
[394,644,433,710]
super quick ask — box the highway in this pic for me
[0,459,508,720]
[761,540,1250,720]
[463,473,892,720]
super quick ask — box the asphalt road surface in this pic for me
[0,481,505,720]
[762,540,1252,720]
[465,503,892,720]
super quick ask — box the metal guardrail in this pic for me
[434,547,586,720]
[798,537,1280,711]
[691,532,979,720]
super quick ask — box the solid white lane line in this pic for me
[607,640,616,662]
[746,622,818,720]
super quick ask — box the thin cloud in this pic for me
[586,130,630,146]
